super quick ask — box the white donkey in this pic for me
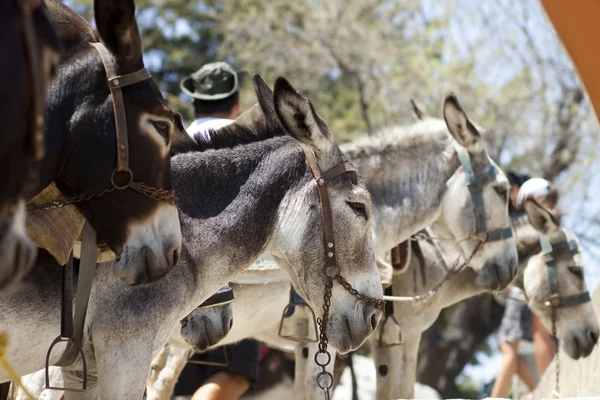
[0,75,385,399]
[142,92,519,400]
[370,198,599,399]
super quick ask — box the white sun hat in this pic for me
[517,178,552,207]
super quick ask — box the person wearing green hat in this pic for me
[180,61,247,141]
[175,61,259,400]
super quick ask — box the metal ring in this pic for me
[110,168,133,189]
[317,371,333,390]
[314,350,331,367]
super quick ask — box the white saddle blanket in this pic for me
[230,256,288,284]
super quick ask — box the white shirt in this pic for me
[186,117,234,142]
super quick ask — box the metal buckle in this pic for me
[378,315,403,347]
[545,294,561,308]
[278,294,318,343]
[45,337,87,392]
[187,347,229,367]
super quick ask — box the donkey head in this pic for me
[180,304,234,352]
[48,0,182,284]
[436,94,517,290]
[253,75,383,353]
[523,199,598,359]
[0,1,61,289]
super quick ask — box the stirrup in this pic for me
[378,314,403,347]
[278,288,318,343]
[199,285,234,308]
[187,347,229,367]
[45,336,87,392]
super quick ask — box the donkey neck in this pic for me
[172,137,307,304]
[342,119,460,254]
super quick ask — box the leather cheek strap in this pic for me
[303,148,357,274]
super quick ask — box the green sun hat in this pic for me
[180,61,247,100]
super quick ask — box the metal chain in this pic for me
[312,238,483,399]
[551,307,561,398]
[27,181,175,212]
[315,279,334,400]
[336,275,386,310]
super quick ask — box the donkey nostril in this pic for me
[229,319,234,330]
[166,247,180,267]
[589,329,598,344]
[370,312,378,331]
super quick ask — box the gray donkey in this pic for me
[0,75,383,399]
[142,93,520,400]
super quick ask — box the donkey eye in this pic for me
[568,266,584,279]
[494,186,508,198]
[347,202,367,218]
[152,120,171,140]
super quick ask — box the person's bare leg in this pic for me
[516,356,537,390]
[191,371,251,400]
[532,315,557,375]
[491,341,520,398]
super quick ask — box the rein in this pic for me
[42,42,174,392]
[303,148,385,400]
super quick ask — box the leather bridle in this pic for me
[539,234,590,309]
[29,42,176,212]
[451,140,513,244]
[536,233,589,396]
[303,148,385,399]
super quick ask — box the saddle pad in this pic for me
[27,183,84,265]
[230,256,288,285]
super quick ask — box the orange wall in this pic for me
[541,0,600,121]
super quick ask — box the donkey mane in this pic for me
[341,118,450,159]
[171,117,287,155]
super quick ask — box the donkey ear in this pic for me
[524,197,561,238]
[252,74,276,120]
[273,77,333,154]
[443,94,484,155]
[410,99,425,121]
[94,0,143,71]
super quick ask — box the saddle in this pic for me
[27,183,115,264]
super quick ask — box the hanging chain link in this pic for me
[27,180,175,212]
[551,308,561,398]
[315,272,386,399]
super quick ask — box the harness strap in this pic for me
[60,254,75,340]
[90,42,151,174]
[451,140,513,243]
[283,287,308,318]
[199,285,234,308]
[540,234,590,309]
[303,149,356,273]
[53,222,98,367]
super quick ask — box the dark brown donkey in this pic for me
[0,0,61,290]
[28,0,183,285]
